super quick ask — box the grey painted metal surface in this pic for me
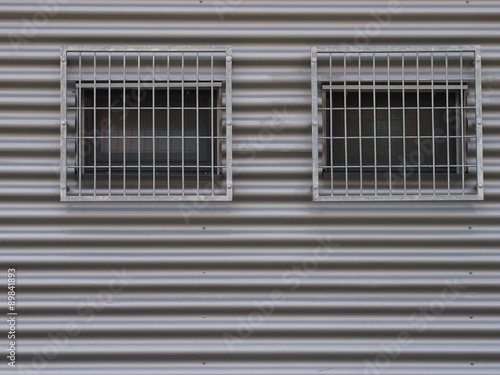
[0,1,500,374]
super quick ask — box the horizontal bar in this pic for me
[315,194,481,201]
[315,191,482,202]
[319,165,476,168]
[68,136,227,140]
[76,82,223,89]
[318,106,476,110]
[62,195,231,202]
[317,136,475,140]
[67,108,226,111]
[314,45,480,53]
[63,45,231,53]
[322,84,468,91]
[69,166,226,169]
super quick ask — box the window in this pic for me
[325,89,459,174]
[61,46,232,201]
[312,46,483,201]
[81,87,218,174]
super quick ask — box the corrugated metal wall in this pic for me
[1,1,500,374]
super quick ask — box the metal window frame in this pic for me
[60,45,233,202]
[311,45,483,201]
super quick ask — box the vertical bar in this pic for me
[431,53,436,194]
[60,49,68,200]
[152,53,156,196]
[196,52,200,194]
[402,52,407,194]
[329,53,334,195]
[311,48,319,200]
[373,52,377,195]
[108,52,112,196]
[78,52,82,196]
[460,52,465,193]
[181,53,185,195]
[225,47,233,200]
[210,52,215,196]
[343,53,348,195]
[358,54,363,195]
[475,48,483,199]
[416,52,421,194]
[123,53,126,195]
[445,52,451,194]
[93,52,97,196]
[387,53,392,195]
[137,52,141,196]
[167,52,170,196]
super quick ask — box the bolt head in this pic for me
[226,56,232,63]
[478,183,483,189]
[311,58,317,64]
[227,184,232,190]
[312,121,318,127]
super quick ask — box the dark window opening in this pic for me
[324,89,461,174]
[80,86,219,175]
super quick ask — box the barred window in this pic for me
[311,46,483,201]
[61,46,232,201]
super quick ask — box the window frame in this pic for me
[311,45,483,201]
[60,45,233,202]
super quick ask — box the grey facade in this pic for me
[1,1,500,375]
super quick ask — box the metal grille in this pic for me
[311,46,483,201]
[61,46,232,201]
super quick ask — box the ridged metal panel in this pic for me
[0,1,500,374]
